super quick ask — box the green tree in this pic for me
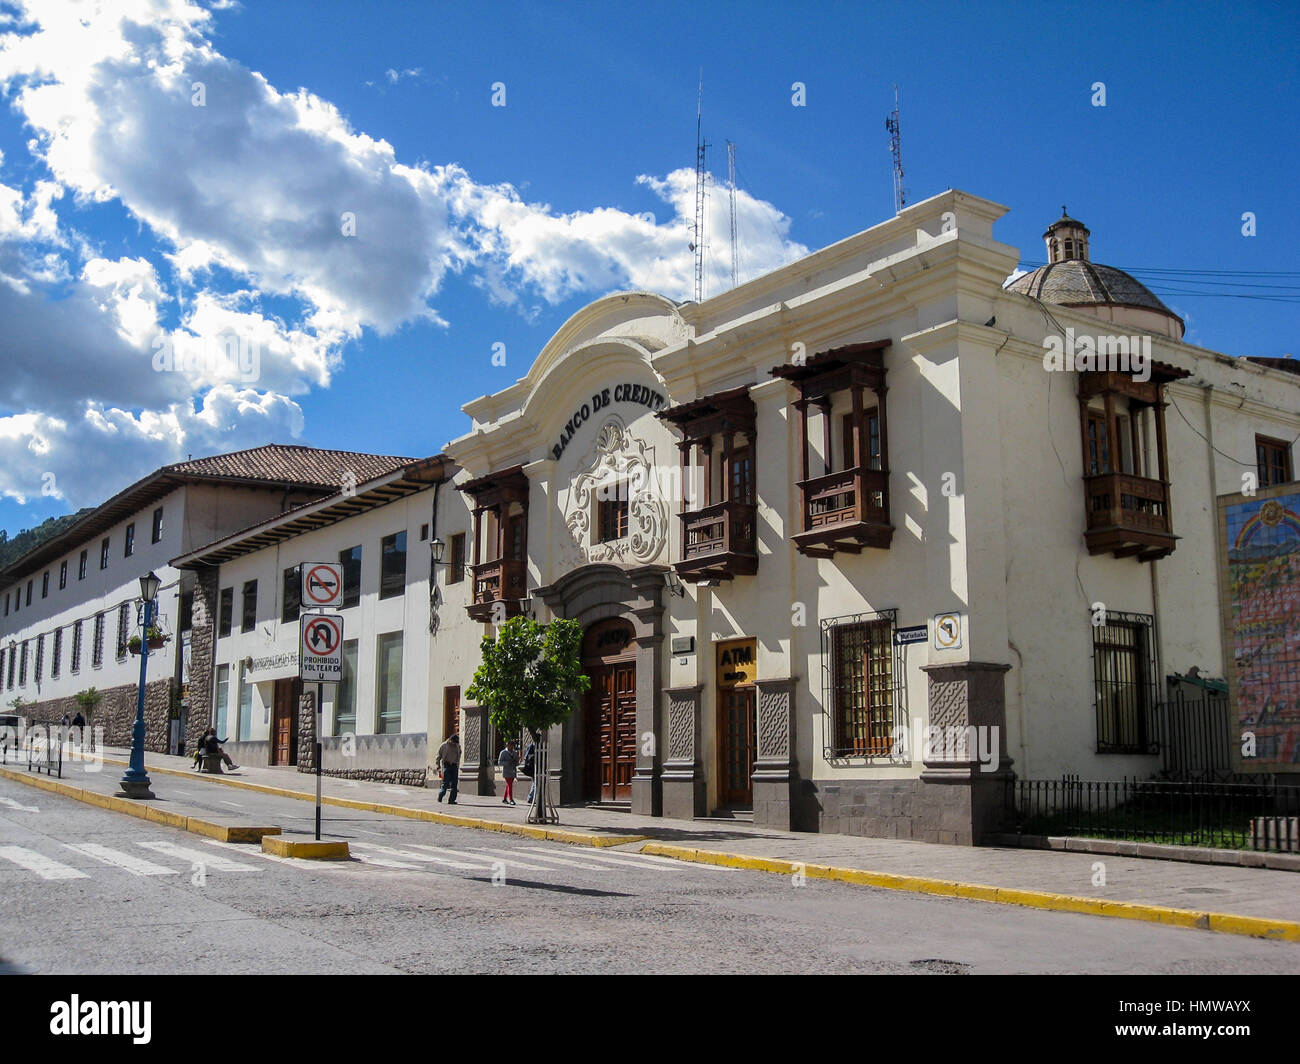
[465,616,589,823]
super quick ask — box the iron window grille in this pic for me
[19,641,28,686]
[92,613,104,667]
[116,602,131,658]
[1093,609,1159,754]
[821,608,908,762]
[51,629,61,679]
[71,621,82,673]
[34,635,43,683]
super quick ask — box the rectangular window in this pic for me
[92,613,105,667]
[448,533,466,585]
[151,507,164,544]
[218,588,233,638]
[59,560,67,590]
[213,664,230,740]
[78,550,87,580]
[379,531,407,600]
[100,537,110,570]
[840,411,881,472]
[339,545,362,608]
[26,580,32,606]
[3,592,7,616]
[241,581,257,633]
[41,572,49,598]
[116,602,131,658]
[1093,611,1156,754]
[71,620,82,673]
[6,644,14,688]
[19,641,28,686]
[51,629,61,679]
[237,672,253,741]
[34,635,43,683]
[419,523,429,541]
[375,632,403,734]
[1085,410,1111,476]
[124,522,135,558]
[1257,435,1293,487]
[282,565,301,623]
[827,613,896,758]
[598,485,629,543]
[334,639,358,735]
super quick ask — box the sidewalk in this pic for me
[8,744,1300,939]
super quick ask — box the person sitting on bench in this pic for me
[196,728,238,771]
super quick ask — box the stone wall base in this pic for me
[315,766,427,787]
[795,774,1012,845]
[15,678,174,754]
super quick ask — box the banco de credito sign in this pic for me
[550,383,667,461]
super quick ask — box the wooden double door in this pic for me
[272,678,300,766]
[718,686,757,807]
[582,619,638,803]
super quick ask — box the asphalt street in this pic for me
[1,775,1297,974]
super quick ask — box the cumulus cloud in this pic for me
[0,0,809,512]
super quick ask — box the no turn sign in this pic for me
[300,612,344,682]
[302,562,344,608]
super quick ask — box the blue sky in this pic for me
[0,0,1295,543]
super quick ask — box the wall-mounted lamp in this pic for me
[519,596,534,618]
[664,570,685,597]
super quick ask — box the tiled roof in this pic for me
[1005,260,1181,320]
[0,444,418,583]
[162,444,416,488]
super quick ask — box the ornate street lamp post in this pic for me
[119,570,160,799]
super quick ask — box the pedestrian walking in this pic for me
[436,733,460,804]
[70,710,85,749]
[498,740,519,805]
[521,739,537,805]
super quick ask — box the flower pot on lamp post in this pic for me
[119,571,161,799]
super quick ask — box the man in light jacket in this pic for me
[436,733,461,804]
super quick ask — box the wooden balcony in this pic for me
[793,466,893,557]
[1084,472,1177,560]
[466,558,528,622]
[674,500,758,582]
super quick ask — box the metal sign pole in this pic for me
[315,681,323,841]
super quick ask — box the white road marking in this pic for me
[352,851,423,870]
[0,796,40,813]
[521,846,741,873]
[63,843,178,876]
[201,839,349,871]
[467,846,610,872]
[355,843,489,870]
[0,845,89,880]
[219,801,244,808]
[135,840,261,872]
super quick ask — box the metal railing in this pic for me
[1005,776,1300,850]
[25,723,65,778]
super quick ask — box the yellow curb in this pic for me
[0,763,281,846]
[637,843,1300,943]
[262,836,349,860]
[98,754,645,848]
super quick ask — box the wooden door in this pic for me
[719,686,756,807]
[272,678,298,765]
[443,686,460,740]
[584,661,637,802]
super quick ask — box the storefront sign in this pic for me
[550,383,667,461]
[716,638,757,687]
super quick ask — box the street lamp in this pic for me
[430,538,446,565]
[119,571,160,799]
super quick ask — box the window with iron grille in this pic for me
[1093,610,1158,754]
[34,635,43,683]
[71,620,82,672]
[19,641,28,686]
[116,603,131,658]
[6,644,14,687]
[92,613,104,667]
[821,609,901,759]
[51,629,61,679]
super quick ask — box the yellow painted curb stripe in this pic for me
[261,836,349,860]
[98,755,642,848]
[637,843,1300,943]
[0,763,280,845]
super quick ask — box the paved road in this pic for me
[1,776,1297,974]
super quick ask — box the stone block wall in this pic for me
[18,677,175,753]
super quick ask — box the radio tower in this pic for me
[886,83,906,214]
[690,73,709,303]
[727,141,738,288]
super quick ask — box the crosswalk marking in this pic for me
[135,840,261,872]
[0,845,89,880]
[357,843,488,870]
[201,838,349,871]
[352,851,424,870]
[465,846,611,872]
[519,846,739,873]
[63,843,178,876]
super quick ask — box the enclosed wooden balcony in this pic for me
[793,465,892,557]
[676,499,758,582]
[467,558,528,622]
[1083,472,1175,561]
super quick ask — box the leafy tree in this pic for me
[465,616,589,822]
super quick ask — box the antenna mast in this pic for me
[727,141,738,288]
[690,73,709,303]
[886,83,905,214]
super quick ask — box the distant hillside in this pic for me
[0,509,94,572]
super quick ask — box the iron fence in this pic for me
[1153,695,1236,781]
[1006,775,1300,850]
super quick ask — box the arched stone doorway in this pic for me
[535,563,667,814]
